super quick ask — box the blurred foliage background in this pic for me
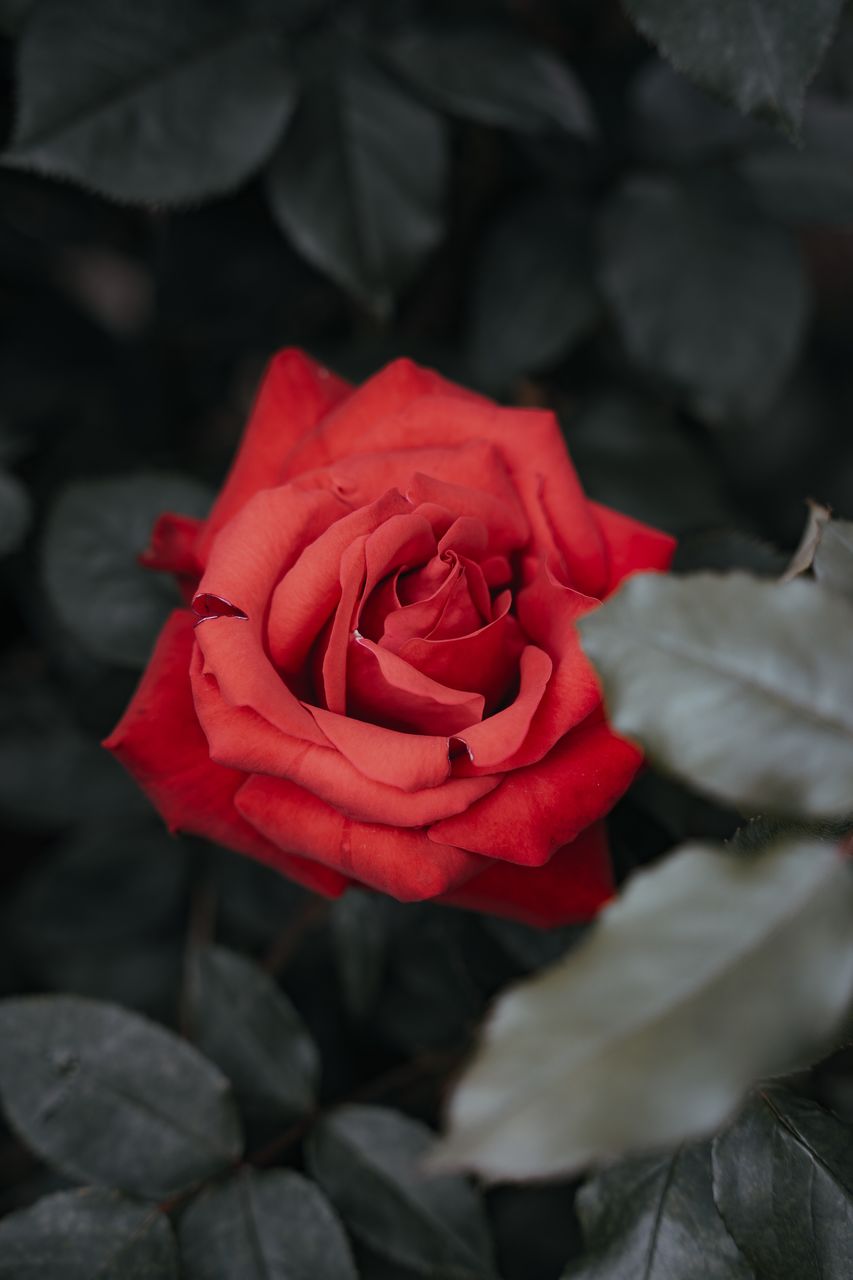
[2,0,853,1275]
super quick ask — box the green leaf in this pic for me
[564,392,731,536]
[8,0,297,203]
[814,519,853,602]
[578,571,853,817]
[266,49,448,313]
[713,1086,853,1276]
[599,175,809,422]
[0,0,36,37]
[42,472,211,668]
[466,193,599,392]
[330,888,393,1020]
[0,672,144,828]
[563,1144,752,1279]
[0,1188,178,1280]
[630,61,766,161]
[622,0,845,133]
[431,838,853,1180]
[0,995,243,1197]
[187,945,319,1125]
[0,468,31,556]
[737,99,853,226]
[379,24,594,136]
[671,531,786,577]
[179,1168,357,1280]
[308,1104,497,1278]
[4,819,187,954]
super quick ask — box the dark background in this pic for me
[1,1,853,1275]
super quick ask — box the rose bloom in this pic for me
[106,352,673,926]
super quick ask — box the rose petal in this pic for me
[321,511,437,713]
[431,718,642,865]
[281,358,485,480]
[438,822,613,927]
[103,610,347,897]
[398,597,525,706]
[287,382,608,596]
[196,349,350,562]
[235,773,487,901]
[347,634,485,735]
[191,650,498,826]
[141,512,205,581]
[306,704,454,791]
[592,500,677,593]
[455,645,552,769]
[266,490,412,673]
[471,567,602,770]
[195,486,347,744]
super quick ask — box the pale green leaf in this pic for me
[432,839,853,1180]
[578,571,853,817]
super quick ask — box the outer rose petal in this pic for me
[141,513,205,579]
[438,822,613,927]
[592,500,676,593]
[432,717,642,866]
[235,773,486,901]
[103,610,348,898]
[281,358,485,479]
[196,349,350,562]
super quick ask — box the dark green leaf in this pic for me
[466,193,599,391]
[42,472,211,668]
[0,995,243,1197]
[481,916,582,974]
[0,1188,178,1280]
[599,176,809,422]
[0,0,36,37]
[376,908,486,1053]
[738,99,853,225]
[814,519,853,601]
[308,1104,496,1278]
[630,61,766,161]
[267,50,448,313]
[713,1086,853,1277]
[0,672,144,828]
[578,571,853,817]
[4,819,187,954]
[622,0,845,132]
[563,1144,752,1279]
[729,814,853,854]
[187,945,318,1125]
[564,392,730,535]
[330,889,393,1020]
[380,25,594,136]
[8,0,297,203]
[0,468,31,556]
[671,531,787,577]
[433,839,853,1179]
[179,1168,357,1280]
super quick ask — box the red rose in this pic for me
[105,352,674,926]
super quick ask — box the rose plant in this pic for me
[106,350,673,925]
